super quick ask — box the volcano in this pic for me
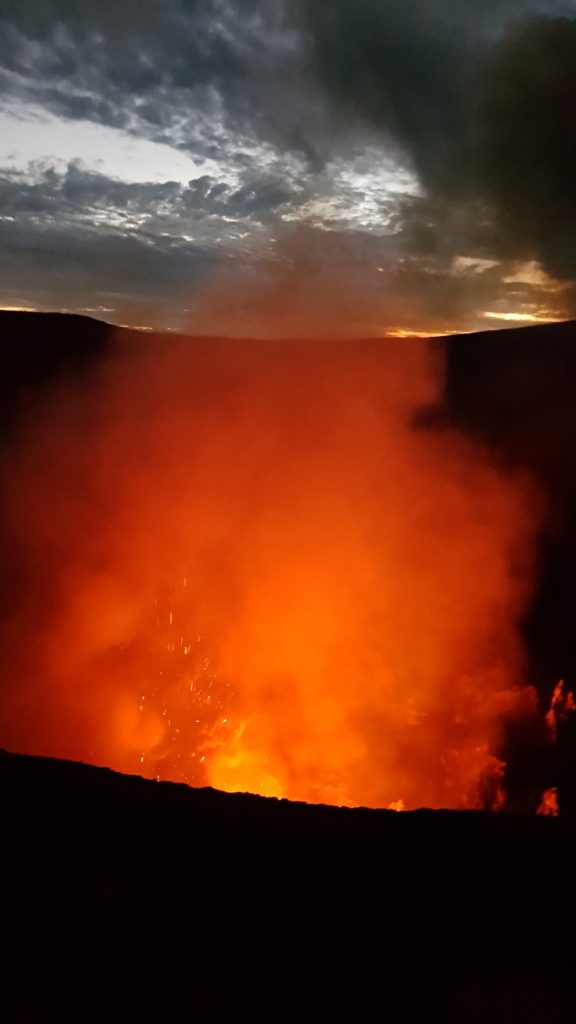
[1,312,576,812]
[3,312,576,1017]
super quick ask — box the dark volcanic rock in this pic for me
[446,321,576,682]
[2,749,576,1022]
[0,311,112,432]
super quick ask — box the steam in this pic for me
[0,330,540,808]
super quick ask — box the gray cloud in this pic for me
[0,1,317,162]
[1,0,576,329]
[0,163,220,318]
[0,155,571,335]
[0,156,308,246]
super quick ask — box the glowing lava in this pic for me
[537,788,560,817]
[0,334,541,808]
[546,680,576,743]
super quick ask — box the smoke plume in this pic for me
[0,330,541,808]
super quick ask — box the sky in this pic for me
[1,0,576,337]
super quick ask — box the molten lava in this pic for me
[0,334,540,808]
[537,788,559,817]
[545,680,576,743]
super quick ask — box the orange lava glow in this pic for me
[537,788,559,817]
[545,680,576,743]
[0,334,540,808]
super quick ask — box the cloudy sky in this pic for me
[1,0,576,336]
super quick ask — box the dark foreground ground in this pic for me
[2,749,576,1022]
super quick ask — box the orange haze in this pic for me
[0,333,540,808]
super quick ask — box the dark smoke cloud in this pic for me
[303,2,576,278]
[478,17,576,277]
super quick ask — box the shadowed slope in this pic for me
[2,749,576,1021]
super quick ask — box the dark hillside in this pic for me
[2,749,575,1021]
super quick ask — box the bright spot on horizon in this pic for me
[483,311,565,324]
[386,328,471,339]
